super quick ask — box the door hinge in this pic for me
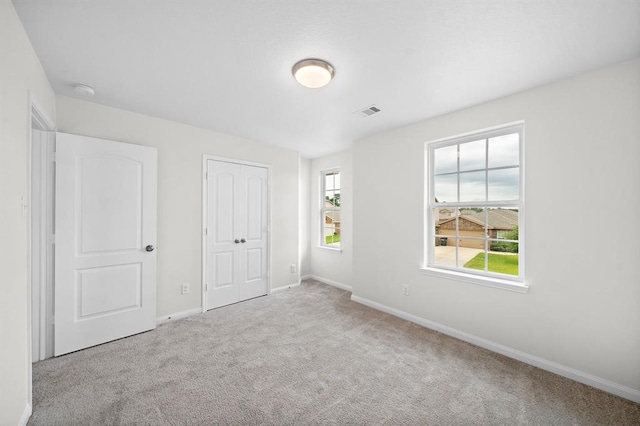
[205,172,208,180]
[205,227,208,235]
[50,234,56,244]
[52,152,56,162]
[205,283,208,292]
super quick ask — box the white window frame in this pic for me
[320,168,341,252]
[422,122,527,292]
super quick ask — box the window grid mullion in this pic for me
[435,164,518,177]
[455,144,460,267]
[484,138,489,272]
[484,208,489,272]
[484,138,489,202]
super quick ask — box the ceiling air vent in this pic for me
[354,104,381,118]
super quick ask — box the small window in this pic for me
[426,123,524,285]
[321,169,341,249]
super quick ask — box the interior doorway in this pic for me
[30,130,159,360]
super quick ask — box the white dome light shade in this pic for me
[292,59,334,89]
[74,83,95,96]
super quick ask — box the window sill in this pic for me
[317,246,342,254]
[419,267,529,293]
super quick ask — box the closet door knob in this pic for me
[145,245,155,252]
[234,239,240,244]
[240,238,246,243]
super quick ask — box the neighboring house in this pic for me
[436,209,518,248]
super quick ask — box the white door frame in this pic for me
[30,127,55,362]
[28,92,55,411]
[201,154,271,312]
[29,94,55,362]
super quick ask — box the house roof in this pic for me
[437,209,517,230]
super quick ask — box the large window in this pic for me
[321,169,341,249]
[426,123,524,286]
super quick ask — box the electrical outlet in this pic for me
[290,264,296,273]
[181,283,190,295]
[402,285,409,296]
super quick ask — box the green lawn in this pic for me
[325,234,341,244]
[464,252,519,276]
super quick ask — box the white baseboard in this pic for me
[271,282,301,293]
[156,307,202,325]
[351,294,640,404]
[302,274,352,292]
[19,403,32,426]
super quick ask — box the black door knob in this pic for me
[145,245,155,252]
[240,238,246,243]
[234,239,240,244]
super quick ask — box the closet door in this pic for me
[206,160,268,309]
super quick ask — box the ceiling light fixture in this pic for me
[74,83,95,96]
[292,59,334,89]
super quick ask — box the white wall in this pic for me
[0,1,56,424]
[299,158,311,277]
[308,150,353,288]
[352,59,640,398]
[56,96,301,317]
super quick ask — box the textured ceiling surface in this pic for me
[12,0,640,158]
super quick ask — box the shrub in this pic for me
[490,241,518,253]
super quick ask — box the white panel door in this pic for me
[206,160,268,309]
[55,132,157,356]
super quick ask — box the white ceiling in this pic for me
[13,0,640,158]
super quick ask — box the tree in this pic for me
[326,193,340,207]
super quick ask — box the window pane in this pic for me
[324,209,340,224]
[325,190,340,207]
[486,208,519,243]
[460,171,485,202]
[434,145,457,174]
[433,237,457,268]
[487,244,519,276]
[461,247,486,272]
[459,139,485,171]
[458,208,487,242]
[323,226,340,246]
[434,173,457,203]
[434,208,455,245]
[325,172,339,191]
[434,207,455,230]
[488,133,519,168]
[488,168,519,201]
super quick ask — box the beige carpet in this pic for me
[30,280,640,425]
